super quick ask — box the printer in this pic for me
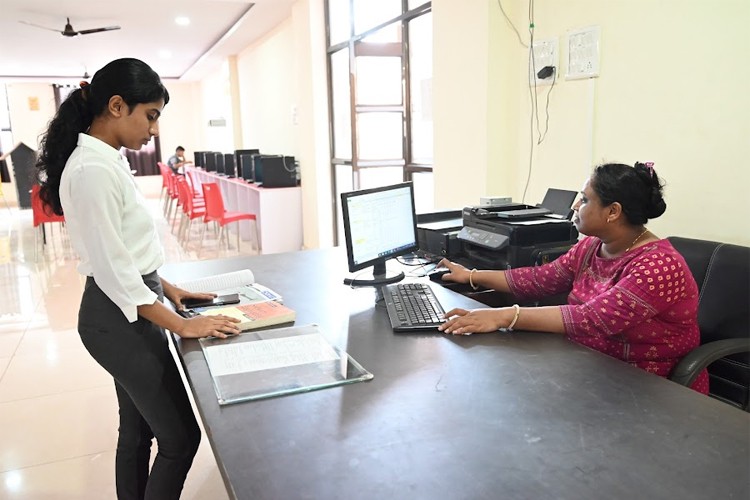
[458,203,579,269]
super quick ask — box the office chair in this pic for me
[199,182,259,254]
[668,236,750,412]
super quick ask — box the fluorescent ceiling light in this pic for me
[175,16,190,26]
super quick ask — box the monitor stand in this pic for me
[343,262,404,287]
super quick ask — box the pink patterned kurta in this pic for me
[505,237,708,394]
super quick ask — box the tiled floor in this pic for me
[0,177,258,499]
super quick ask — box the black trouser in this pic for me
[79,272,200,500]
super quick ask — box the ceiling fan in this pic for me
[20,17,120,37]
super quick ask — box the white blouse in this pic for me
[60,133,164,323]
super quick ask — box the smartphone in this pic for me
[183,293,241,309]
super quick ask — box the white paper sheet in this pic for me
[204,333,340,377]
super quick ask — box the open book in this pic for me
[176,269,283,306]
[198,301,296,331]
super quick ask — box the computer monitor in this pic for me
[239,154,255,182]
[204,152,217,172]
[194,151,206,168]
[340,182,419,286]
[235,149,259,172]
[224,153,236,178]
[215,153,226,175]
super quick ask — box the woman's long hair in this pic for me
[36,58,170,215]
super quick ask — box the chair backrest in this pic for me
[30,184,65,226]
[175,177,194,213]
[668,236,750,409]
[201,182,226,221]
[157,162,171,188]
[185,170,200,198]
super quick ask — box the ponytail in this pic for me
[36,87,93,215]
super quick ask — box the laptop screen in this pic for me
[540,188,578,217]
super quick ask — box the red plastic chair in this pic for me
[175,176,206,246]
[31,184,65,259]
[199,182,259,253]
[157,162,171,205]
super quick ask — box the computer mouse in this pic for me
[429,269,451,282]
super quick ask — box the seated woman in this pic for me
[437,162,708,394]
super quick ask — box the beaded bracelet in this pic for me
[506,304,521,331]
[468,268,479,290]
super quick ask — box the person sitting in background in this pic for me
[167,145,190,174]
[437,162,708,394]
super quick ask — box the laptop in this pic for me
[494,188,578,220]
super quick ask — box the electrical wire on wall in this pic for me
[497,0,556,204]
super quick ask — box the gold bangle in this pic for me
[507,304,521,331]
[468,268,479,290]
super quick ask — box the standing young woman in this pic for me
[36,58,240,499]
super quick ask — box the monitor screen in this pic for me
[239,154,255,182]
[340,182,418,285]
[224,153,236,178]
[540,188,578,218]
[215,153,225,175]
[204,152,217,172]
[194,151,206,168]
[235,148,259,172]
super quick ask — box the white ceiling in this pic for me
[0,0,297,82]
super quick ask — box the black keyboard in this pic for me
[383,283,447,332]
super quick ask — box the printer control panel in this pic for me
[457,227,509,250]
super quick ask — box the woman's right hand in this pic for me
[437,258,472,284]
[178,315,241,339]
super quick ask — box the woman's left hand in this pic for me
[439,307,509,335]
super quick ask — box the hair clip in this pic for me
[79,81,89,88]
[638,161,655,177]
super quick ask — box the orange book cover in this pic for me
[201,301,296,331]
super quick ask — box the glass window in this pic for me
[330,48,352,160]
[357,112,403,160]
[355,57,402,105]
[334,163,354,244]
[408,13,433,164]
[361,24,401,44]
[353,0,402,36]
[328,0,350,46]
[359,166,404,190]
[411,171,434,213]
[326,1,433,244]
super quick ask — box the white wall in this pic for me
[432,0,750,246]
[160,81,202,163]
[236,20,297,154]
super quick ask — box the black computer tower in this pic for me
[262,156,298,188]
[223,153,236,178]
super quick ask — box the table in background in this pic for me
[161,248,750,500]
[185,166,302,254]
